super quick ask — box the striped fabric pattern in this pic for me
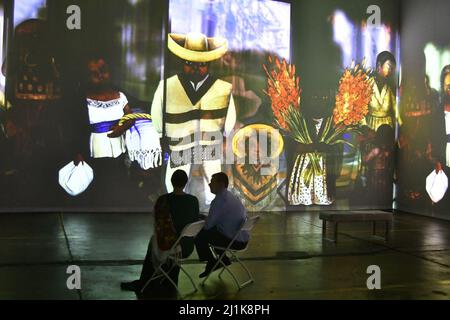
[160,75,232,151]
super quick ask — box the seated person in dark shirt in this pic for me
[121,169,199,292]
[195,172,249,278]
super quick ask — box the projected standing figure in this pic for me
[364,51,401,131]
[73,56,136,206]
[436,65,450,169]
[432,65,450,209]
[151,33,236,205]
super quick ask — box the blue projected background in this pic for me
[169,0,291,59]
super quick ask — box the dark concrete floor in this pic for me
[0,210,449,300]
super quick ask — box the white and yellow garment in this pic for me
[288,119,332,206]
[125,119,162,170]
[87,92,127,158]
[151,75,236,202]
[364,81,400,131]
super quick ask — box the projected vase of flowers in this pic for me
[264,56,373,206]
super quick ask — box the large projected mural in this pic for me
[7,0,446,215]
[165,0,291,211]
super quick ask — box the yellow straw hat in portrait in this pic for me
[168,32,228,62]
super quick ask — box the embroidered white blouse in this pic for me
[87,91,127,159]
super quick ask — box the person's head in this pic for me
[376,51,396,79]
[441,64,450,99]
[183,60,210,82]
[209,172,229,194]
[168,32,227,82]
[171,169,189,190]
[87,56,111,89]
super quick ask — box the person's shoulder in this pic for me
[167,75,180,85]
[225,190,241,204]
[156,193,170,202]
[186,194,199,203]
[155,75,179,88]
[118,91,128,103]
[213,78,233,91]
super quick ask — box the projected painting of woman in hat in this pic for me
[151,33,236,205]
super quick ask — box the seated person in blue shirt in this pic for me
[195,172,249,278]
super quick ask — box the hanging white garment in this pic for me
[425,169,448,203]
[125,119,162,169]
[58,161,94,196]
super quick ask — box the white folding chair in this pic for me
[200,215,260,290]
[140,220,205,297]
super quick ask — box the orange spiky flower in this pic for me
[333,60,374,126]
[263,56,301,131]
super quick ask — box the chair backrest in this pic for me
[225,215,261,250]
[168,220,205,258]
[179,220,205,238]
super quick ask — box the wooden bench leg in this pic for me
[321,220,337,243]
[385,221,390,241]
[322,220,326,237]
[333,222,338,243]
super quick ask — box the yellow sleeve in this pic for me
[392,90,402,127]
[224,93,237,137]
[150,81,164,138]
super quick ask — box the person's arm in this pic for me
[392,90,402,127]
[68,94,91,165]
[204,199,221,230]
[364,147,380,163]
[108,103,135,138]
[151,81,164,139]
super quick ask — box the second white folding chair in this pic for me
[200,215,260,290]
[140,220,205,298]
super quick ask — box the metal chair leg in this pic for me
[141,264,164,293]
[234,256,254,289]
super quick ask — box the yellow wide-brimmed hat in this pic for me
[168,32,228,63]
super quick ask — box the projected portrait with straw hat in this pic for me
[151,32,236,205]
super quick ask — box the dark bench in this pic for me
[319,211,393,243]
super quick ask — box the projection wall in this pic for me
[3,0,445,217]
[396,0,450,220]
